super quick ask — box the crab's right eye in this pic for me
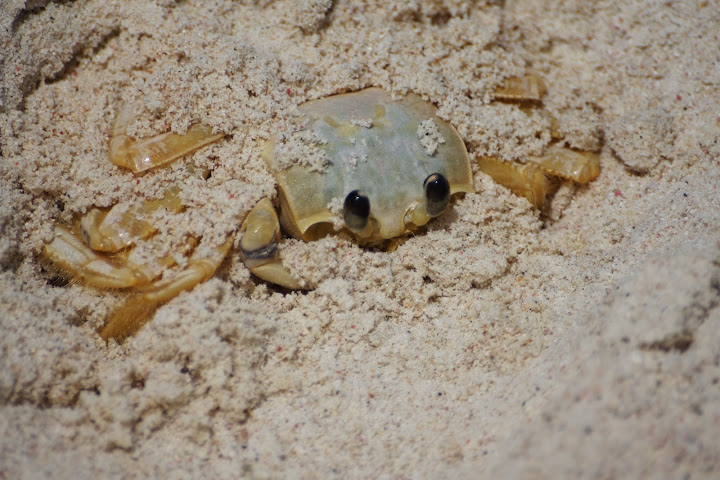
[343,190,370,232]
[423,173,450,217]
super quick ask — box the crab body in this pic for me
[269,88,472,244]
[43,80,600,341]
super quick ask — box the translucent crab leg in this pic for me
[110,104,225,173]
[493,74,547,102]
[43,225,153,289]
[478,146,600,209]
[99,238,233,341]
[80,187,184,252]
[527,144,600,184]
[477,156,554,209]
[480,74,600,207]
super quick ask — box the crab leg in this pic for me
[42,101,232,340]
[110,103,225,173]
[81,186,184,252]
[527,144,600,185]
[476,156,553,209]
[493,74,547,102]
[99,238,232,341]
[44,225,154,289]
[478,145,600,209]
[476,74,601,208]
[239,197,304,290]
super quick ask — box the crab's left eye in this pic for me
[424,173,450,216]
[344,190,371,232]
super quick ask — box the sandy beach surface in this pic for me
[1,0,719,478]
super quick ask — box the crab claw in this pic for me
[240,197,305,290]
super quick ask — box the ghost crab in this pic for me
[43,76,599,341]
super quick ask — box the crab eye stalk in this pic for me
[423,173,450,216]
[343,190,371,232]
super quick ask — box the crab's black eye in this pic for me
[343,190,370,232]
[424,173,450,217]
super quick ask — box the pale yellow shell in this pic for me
[264,88,473,244]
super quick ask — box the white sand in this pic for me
[1,0,719,478]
